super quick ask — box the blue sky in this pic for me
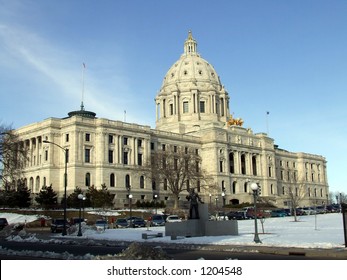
[0,0,346,194]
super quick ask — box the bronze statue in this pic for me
[186,188,204,219]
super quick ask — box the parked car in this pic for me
[115,218,128,228]
[95,219,109,230]
[302,207,316,215]
[50,218,70,233]
[227,211,246,220]
[165,215,182,223]
[149,214,165,226]
[0,218,9,230]
[271,209,287,218]
[127,217,146,228]
[315,206,326,214]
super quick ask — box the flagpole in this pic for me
[81,63,86,110]
[266,111,270,135]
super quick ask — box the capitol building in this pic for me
[14,32,329,208]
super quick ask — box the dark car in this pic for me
[0,218,9,230]
[50,218,70,233]
[127,217,146,228]
[227,211,246,220]
[149,214,165,226]
[115,218,128,228]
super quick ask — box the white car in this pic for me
[166,215,182,223]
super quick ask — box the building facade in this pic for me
[13,32,329,208]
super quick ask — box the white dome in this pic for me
[155,31,230,134]
[160,31,222,93]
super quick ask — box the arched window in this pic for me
[110,173,115,187]
[232,181,237,194]
[85,173,91,187]
[35,176,40,192]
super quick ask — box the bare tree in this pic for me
[284,183,306,221]
[148,147,209,209]
[0,123,27,190]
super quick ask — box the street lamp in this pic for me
[222,191,226,220]
[154,194,158,214]
[250,182,261,243]
[43,140,68,236]
[129,194,133,227]
[77,194,84,236]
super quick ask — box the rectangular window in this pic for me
[85,133,90,141]
[123,137,128,145]
[45,150,48,161]
[174,146,177,153]
[66,134,69,142]
[138,153,142,166]
[108,150,113,163]
[170,103,174,115]
[183,101,189,113]
[109,135,113,144]
[85,149,90,163]
[151,142,155,150]
[199,101,205,113]
[123,151,128,165]
[219,161,223,172]
[137,139,142,147]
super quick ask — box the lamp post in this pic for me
[222,191,226,220]
[43,140,68,236]
[129,194,133,227]
[250,182,261,243]
[77,194,84,236]
[154,194,158,214]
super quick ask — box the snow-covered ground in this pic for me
[1,211,345,249]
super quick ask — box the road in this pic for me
[0,239,340,260]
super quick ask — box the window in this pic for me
[108,150,113,163]
[170,103,174,115]
[162,144,166,151]
[123,151,128,165]
[229,153,234,174]
[174,145,177,153]
[138,153,142,166]
[137,139,142,147]
[199,101,205,113]
[109,135,113,144]
[123,137,128,145]
[85,173,91,187]
[183,101,189,113]
[125,175,130,189]
[45,150,48,161]
[252,155,257,176]
[164,179,168,191]
[241,154,246,175]
[85,149,91,163]
[152,180,156,190]
[110,173,115,187]
[85,133,90,141]
[140,176,144,189]
[151,142,155,150]
[219,161,223,172]
[66,134,69,142]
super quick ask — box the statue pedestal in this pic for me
[165,204,238,238]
